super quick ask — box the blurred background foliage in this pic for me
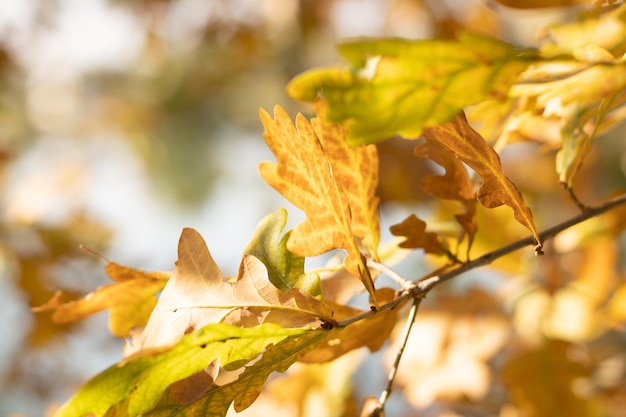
[0,1,625,416]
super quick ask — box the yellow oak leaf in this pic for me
[423,112,543,252]
[33,263,169,338]
[259,104,379,304]
[127,228,333,354]
[311,99,380,257]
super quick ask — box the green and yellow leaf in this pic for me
[54,323,311,417]
[145,328,329,417]
[243,208,310,294]
[287,33,537,145]
[488,5,626,186]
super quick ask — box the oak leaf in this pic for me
[258,104,379,304]
[389,214,446,254]
[414,139,477,253]
[146,329,329,416]
[33,263,169,338]
[423,112,543,251]
[300,288,400,363]
[287,33,537,145]
[54,323,310,417]
[311,99,380,256]
[497,5,626,186]
[128,228,333,354]
[243,208,321,297]
[510,60,626,186]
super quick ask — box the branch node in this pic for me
[561,182,590,212]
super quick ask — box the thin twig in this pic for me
[337,192,626,328]
[368,260,412,289]
[561,182,589,212]
[370,297,421,416]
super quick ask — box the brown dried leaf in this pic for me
[414,139,478,252]
[389,214,446,254]
[423,112,542,251]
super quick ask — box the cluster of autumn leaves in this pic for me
[36,4,626,416]
[40,99,405,416]
[38,98,543,417]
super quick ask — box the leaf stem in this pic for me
[370,297,421,416]
[368,260,412,289]
[560,182,589,212]
[337,192,626,327]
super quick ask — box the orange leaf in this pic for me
[311,99,380,257]
[259,104,379,304]
[33,264,169,338]
[128,228,333,354]
[390,214,445,254]
[423,112,543,252]
[414,139,478,252]
[300,288,400,363]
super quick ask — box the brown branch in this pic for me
[337,192,626,328]
[369,297,422,416]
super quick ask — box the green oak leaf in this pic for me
[54,323,310,417]
[287,33,538,145]
[244,208,321,297]
[145,329,330,417]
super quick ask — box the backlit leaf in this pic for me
[243,208,308,293]
[423,112,543,251]
[491,0,585,8]
[258,105,379,304]
[300,288,400,363]
[510,59,626,186]
[414,139,477,253]
[311,98,380,257]
[540,4,626,58]
[128,228,333,354]
[145,329,329,417]
[33,263,169,337]
[287,33,537,145]
[502,5,626,186]
[55,323,309,417]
